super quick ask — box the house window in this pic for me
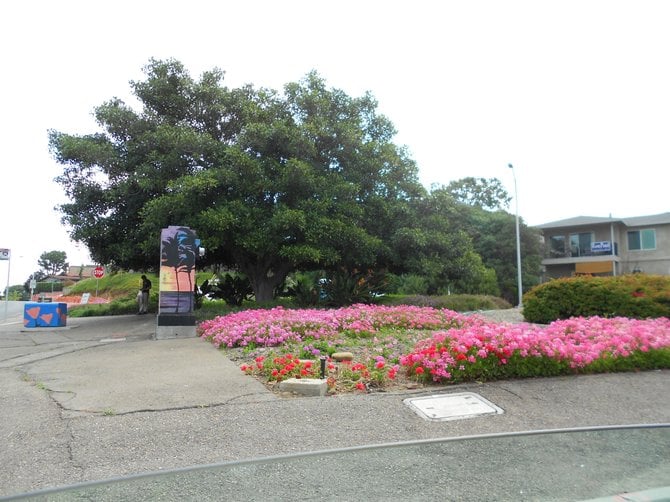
[569,232,592,257]
[549,235,565,256]
[627,229,656,251]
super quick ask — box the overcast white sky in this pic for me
[1,0,669,286]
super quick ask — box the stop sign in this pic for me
[92,266,105,279]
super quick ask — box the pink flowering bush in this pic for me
[400,316,670,383]
[198,305,670,394]
[198,305,465,348]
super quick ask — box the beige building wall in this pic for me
[620,224,670,275]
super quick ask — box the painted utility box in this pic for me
[155,226,199,339]
[24,302,67,328]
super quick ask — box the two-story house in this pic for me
[536,212,670,280]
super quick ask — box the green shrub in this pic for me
[321,268,388,307]
[388,274,430,295]
[197,273,253,307]
[286,271,322,307]
[522,274,670,323]
[384,294,511,311]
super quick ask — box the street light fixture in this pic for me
[508,163,523,308]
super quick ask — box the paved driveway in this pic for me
[1,309,668,498]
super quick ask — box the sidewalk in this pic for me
[1,313,668,498]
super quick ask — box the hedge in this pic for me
[522,274,670,324]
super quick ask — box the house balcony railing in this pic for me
[544,242,619,260]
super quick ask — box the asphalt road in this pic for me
[1,304,668,500]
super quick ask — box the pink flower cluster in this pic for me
[400,315,670,381]
[198,305,465,348]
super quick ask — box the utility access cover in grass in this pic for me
[404,392,504,421]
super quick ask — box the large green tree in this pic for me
[50,59,429,301]
[398,189,500,295]
[38,250,68,277]
[429,183,542,302]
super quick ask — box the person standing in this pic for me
[138,274,152,314]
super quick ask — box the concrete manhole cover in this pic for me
[404,392,504,421]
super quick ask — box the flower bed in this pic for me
[198,305,670,394]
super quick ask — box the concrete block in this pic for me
[154,325,197,339]
[278,378,328,397]
[332,351,353,361]
[155,314,197,339]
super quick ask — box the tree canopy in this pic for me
[428,185,542,301]
[442,177,511,211]
[37,250,68,277]
[50,59,429,300]
[49,59,539,302]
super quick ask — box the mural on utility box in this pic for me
[23,303,68,328]
[159,226,199,314]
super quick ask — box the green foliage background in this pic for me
[63,271,513,319]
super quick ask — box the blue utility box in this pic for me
[23,302,68,328]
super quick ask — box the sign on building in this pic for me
[591,241,612,253]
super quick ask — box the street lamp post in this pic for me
[508,163,523,308]
[2,249,10,320]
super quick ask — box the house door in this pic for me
[569,232,592,257]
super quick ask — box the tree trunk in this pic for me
[243,261,291,303]
[253,280,277,303]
